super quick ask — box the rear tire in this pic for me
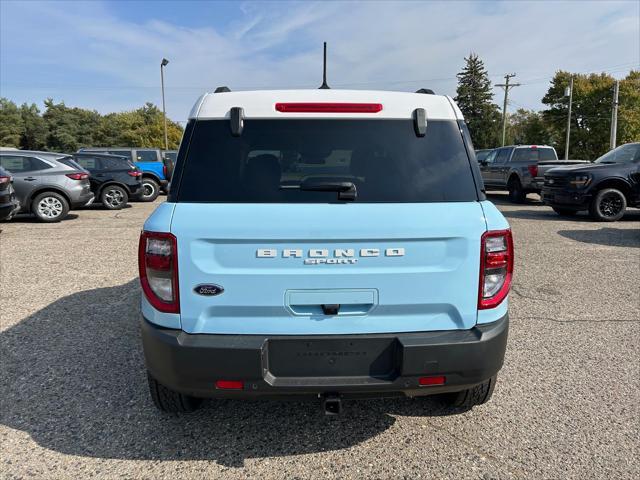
[31,192,69,222]
[589,188,626,222]
[552,207,577,217]
[441,375,497,409]
[100,185,128,210]
[507,178,526,203]
[147,372,202,413]
[140,178,160,202]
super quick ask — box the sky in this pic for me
[1,0,638,123]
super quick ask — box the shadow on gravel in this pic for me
[485,192,542,206]
[6,213,80,223]
[558,228,640,248]
[1,281,462,467]
[80,203,133,210]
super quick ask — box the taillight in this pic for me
[0,175,10,184]
[275,102,383,113]
[138,231,179,313]
[66,173,89,180]
[127,170,142,177]
[163,165,168,178]
[479,229,513,309]
[527,165,538,177]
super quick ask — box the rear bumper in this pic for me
[70,191,95,209]
[0,199,20,220]
[141,313,509,399]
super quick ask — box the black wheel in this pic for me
[441,375,497,409]
[507,178,526,203]
[140,178,160,202]
[100,185,128,210]
[31,191,69,222]
[147,372,202,413]
[589,188,626,222]
[552,207,578,217]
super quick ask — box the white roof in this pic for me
[190,89,462,121]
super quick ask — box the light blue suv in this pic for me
[139,89,513,414]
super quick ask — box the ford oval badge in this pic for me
[194,284,224,296]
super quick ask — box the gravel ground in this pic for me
[1,194,639,479]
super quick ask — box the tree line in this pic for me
[0,98,184,152]
[1,60,638,159]
[455,53,639,160]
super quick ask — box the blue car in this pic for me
[139,88,513,414]
[77,147,169,201]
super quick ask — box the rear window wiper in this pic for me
[298,179,357,201]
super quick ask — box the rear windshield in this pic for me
[175,119,478,203]
[476,150,491,162]
[512,147,557,162]
[58,156,86,171]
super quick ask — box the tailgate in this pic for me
[171,202,486,335]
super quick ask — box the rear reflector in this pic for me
[215,380,244,390]
[275,102,383,113]
[419,376,446,386]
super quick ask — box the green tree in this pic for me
[105,103,182,149]
[455,53,501,149]
[542,70,639,160]
[0,98,24,148]
[507,109,554,146]
[19,103,47,150]
[617,70,640,146]
[42,99,101,152]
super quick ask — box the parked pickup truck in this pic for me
[542,142,640,221]
[479,145,587,202]
[78,147,170,202]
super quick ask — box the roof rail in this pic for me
[415,88,435,95]
[214,86,231,93]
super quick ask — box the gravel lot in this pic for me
[1,194,639,479]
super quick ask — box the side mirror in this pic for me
[479,160,488,166]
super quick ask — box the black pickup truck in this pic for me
[542,142,640,221]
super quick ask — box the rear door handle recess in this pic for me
[24,177,37,181]
[286,289,378,316]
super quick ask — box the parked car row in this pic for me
[477,142,640,221]
[0,147,173,222]
[77,147,175,202]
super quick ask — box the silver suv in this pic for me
[0,151,94,222]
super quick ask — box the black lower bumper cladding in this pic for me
[141,314,508,399]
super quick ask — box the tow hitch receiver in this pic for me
[322,394,342,416]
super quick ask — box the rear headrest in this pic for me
[246,154,281,182]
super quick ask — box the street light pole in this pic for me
[564,76,573,160]
[160,58,169,151]
[610,80,619,150]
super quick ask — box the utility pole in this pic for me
[495,74,520,146]
[160,58,169,151]
[564,76,574,160]
[610,80,619,150]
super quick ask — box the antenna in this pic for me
[319,42,330,89]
